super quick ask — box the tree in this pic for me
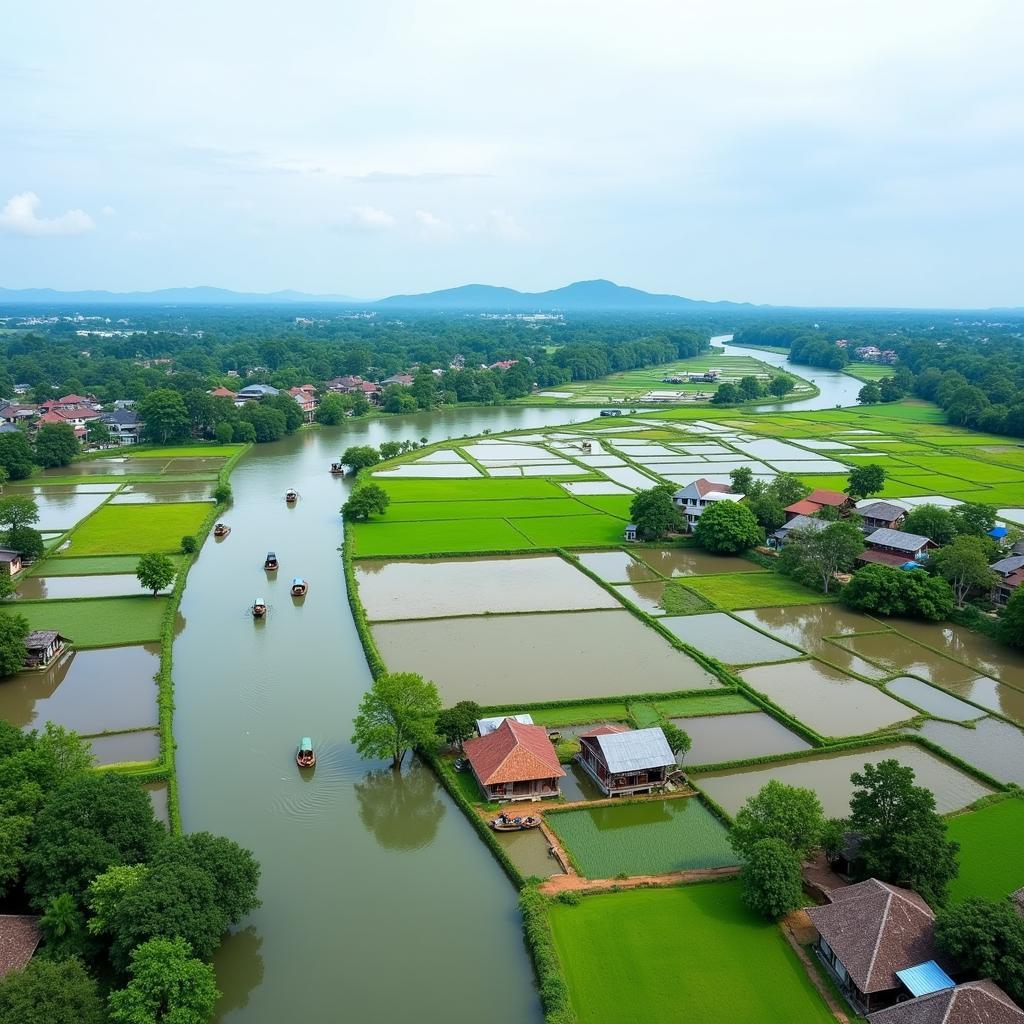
[436,701,482,747]
[770,474,810,507]
[737,375,763,401]
[136,553,176,596]
[841,564,954,620]
[0,611,29,677]
[846,464,886,501]
[39,891,90,959]
[108,937,219,1024]
[341,445,381,475]
[848,759,959,906]
[1000,588,1024,648]
[138,389,191,445]
[745,493,786,533]
[728,467,754,494]
[935,898,1024,1005]
[930,535,997,608]
[213,481,232,504]
[629,485,683,541]
[35,423,79,467]
[378,441,403,460]
[0,432,36,480]
[0,956,106,1024]
[87,419,111,446]
[0,494,40,534]
[661,723,691,760]
[858,382,882,405]
[710,382,739,405]
[315,392,348,425]
[342,484,391,521]
[214,420,235,445]
[693,500,762,554]
[267,393,304,433]
[180,535,197,554]
[778,519,864,594]
[769,375,794,398]
[903,504,957,547]
[741,838,805,919]
[820,818,849,867]
[5,525,44,560]
[23,771,163,910]
[352,672,441,769]
[729,780,824,862]
[950,502,997,539]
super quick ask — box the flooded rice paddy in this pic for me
[694,743,993,817]
[910,717,1024,786]
[495,827,564,879]
[637,548,763,577]
[739,660,916,737]
[372,609,723,703]
[548,797,737,878]
[13,491,110,531]
[354,555,618,620]
[613,581,670,614]
[14,573,163,600]
[660,613,801,665]
[678,712,811,766]
[111,481,215,503]
[559,762,608,803]
[884,677,984,721]
[573,550,660,583]
[89,728,160,765]
[832,633,983,686]
[0,644,159,732]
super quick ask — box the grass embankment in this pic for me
[15,596,168,646]
[946,796,1024,904]
[61,502,211,555]
[548,883,835,1024]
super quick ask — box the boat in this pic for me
[264,551,278,571]
[296,738,316,769]
[329,462,345,476]
[213,522,230,538]
[285,488,298,503]
[490,812,541,832]
[252,597,267,619]
[290,577,308,597]
[453,757,468,773]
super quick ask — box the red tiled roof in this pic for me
[692,478,734,497]
[857,549,919,567]
[463,719,565,785]
[579,724,630,738]
[1001,569,1024,591]
[806,488,849,507]
[209,386,237,398]
[0,915,41,978]
[785,499,822,516]
[38,408,99,424]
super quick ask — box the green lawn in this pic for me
[65,503,211,555]
[946,798,1024,904]
[678,573,827,610]
[628,702,663,727]
[549,883,835,1024]
[373,477,564,502]
[14,596,168,646]
[33,555,185,576]
[897,456,1024,484]
[523,702,631,727]
[574,495,635,519]
[660,582,715,614]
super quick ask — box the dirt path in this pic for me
[781,912,853,1024]
[539,864,739,895]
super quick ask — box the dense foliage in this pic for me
[729,780,824,862]
[841,564,954,620]
[693,500,763,554]
[935,897,1024,1004]
[629,484,683,541]
[351,671,442,768]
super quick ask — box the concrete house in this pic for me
[576,725,676,797]
[235,383,280,402]
[99,409,142,445]
[672,479,741,532]
[462,718,564,802]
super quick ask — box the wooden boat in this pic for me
[252,597,267,619]
[285,488,298,503]
[490,812,541,832]
[296,737,316,769]
[329,462,345,476]
[290,577,308,597]
[264,551,278,571]
[213,523,230,538]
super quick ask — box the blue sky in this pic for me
[1,0,1022,307]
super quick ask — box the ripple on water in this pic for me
[266,741,363,822]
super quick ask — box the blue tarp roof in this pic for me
[896,961,955,998]
[899,561,923,570]
[989,526,1009,538]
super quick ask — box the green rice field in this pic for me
[946,798,1024,904]
[547,798,737,877]
[14,596,169,646]
[679,573,830,610]
[64,502,211,555]
[548,883,835,1024]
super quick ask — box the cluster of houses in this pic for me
[0,393,142,445]
[835,340,899,364]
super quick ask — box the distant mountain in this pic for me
[0,286,354,305]
[375,279,754,311]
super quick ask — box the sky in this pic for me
[1,0,1022,307]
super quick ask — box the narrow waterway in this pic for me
[173,406,601,1023]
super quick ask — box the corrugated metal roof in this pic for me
[476,714,534,736]
[896,960,955,997]
[591,726,675,773]
[866,528,932,551]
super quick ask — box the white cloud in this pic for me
[339,205,397,231]
[485,208,527,241]
[415,209,452,235]
[0,192,95,237]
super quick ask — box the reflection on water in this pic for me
[833,633,981,686]
[636,548,762,577]
[354,758,446,851]
[494,828,562,881]
[14,573,164,600]
[214,927,265,1022]
[89,729,160,765]
[885,677,984,722]
[679,712,811,766]
[910,717,1024,786]
[574,550,660,584]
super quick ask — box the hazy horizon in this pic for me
[2,2,1022,308]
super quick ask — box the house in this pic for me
[0,403,39,424]
[867,980,1024,1024]
[462,718,564,801]
[769,514,830,548]
[288,385,318,421]
[41,393,97,412]
[381,373,415,387]
[488,360,518,371]
[235,384,280,402]
[99,409,142,446]
[0,549,22,575]
[992,556,1024,606]
[855,345,882,361]
[475,713,534,737]
[326,375,364,393]
[807,878,948,1015]
[0,915,41,979]
[36,406,101,440]
[208,386,237,399]
[672,479,742,532]
[23,630,71,668]
[799,488,855,516]
[576,725,676,796]
[880,350,899,365]
[859,501,908,532]
[857,529,936,567]
[624,523,638,542]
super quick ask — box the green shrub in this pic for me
[180,535,197,554]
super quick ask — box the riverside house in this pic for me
[23,631,70,669]
[462,718,564,802]
[857,529,936,568]
[576,725,676,796]
[991,556,1024,607]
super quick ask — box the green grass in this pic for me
[110,445,240,458]
[796,474,934,498]
[14,596,168,646]
[573,495,635,519]
[548,798,738,877]
[654,693,759,717]
[897,456,1024,484]
[660,582,715,614]
[33,555,185,576]
[349,518,535,557]
[373,477,564,502]
[946,798,1024,904]
[374,498,584,521]
[65,503,211,555]
[508,513,626,548]
[680,572,827,610]
[549,883,835,1024]
[628,702,663,727]
[524,703,631,727]
[843,364,897,382]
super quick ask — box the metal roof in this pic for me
[866,528,932,551]
[859,501,907,519]
[476,714,534,736]
[896,960,955,998]
[589,726,674,773]
[993,555,1024,575]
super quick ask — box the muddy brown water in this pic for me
[495,827,564,880]
[112,481,215,503]
[832,633,983,686]
[89,729,160,765]
[172,409,607,1023]
[909,717,1024,786]
[355,555,617,620]
[693,743,993,817]
[574,550,661,583]
[678,712,811,765]
[373,610,722,704]
[613,581,670,615]
[636,548,763,577]
[884,677,985,722]
[13,573,166,600]
[739,660,916,737]
[0,645,159,733]
[660,613,801,665]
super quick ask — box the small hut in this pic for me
[23,631,70,669]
